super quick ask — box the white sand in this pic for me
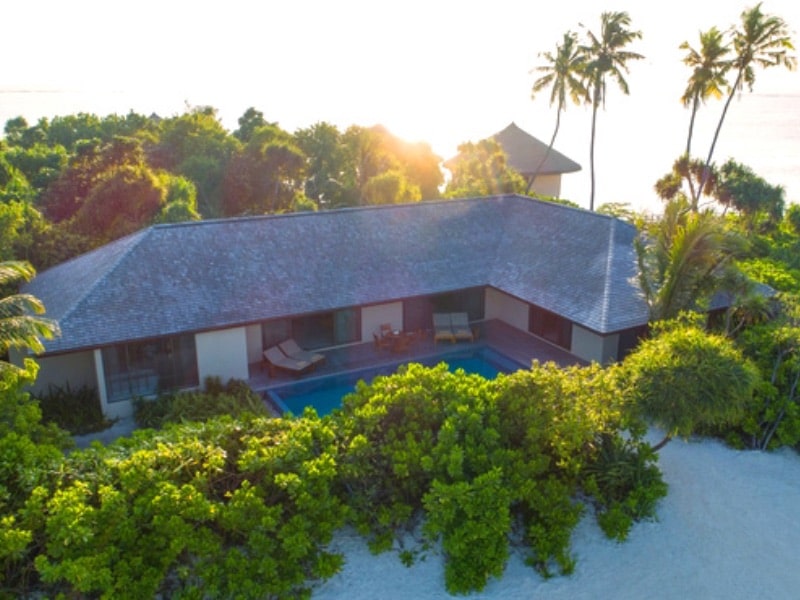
[314,435,800,599]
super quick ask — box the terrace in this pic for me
[248,319,586,393]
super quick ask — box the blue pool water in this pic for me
[267,346,523,417]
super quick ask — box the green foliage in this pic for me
[362,169,421,205]
[635,198,744,321]
[423,469,511,594]
[34,383,109,435]
[582,434,667,541]
[0,262,60,370]
[623,322,759,444]
[717,159,785,230]
[133,377,268,428]
[738,257,800,293]
[0,356,672,597]
[444,138,527,198]
[723,297,800,449]
[336,360,659,591]
[0,362,70,591]
[69,164,166,244]
[494,362,626,575]
[18,414,347,599]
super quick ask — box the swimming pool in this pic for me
[266,346,523,417]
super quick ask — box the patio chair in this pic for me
[391,331,412,353]
[373,332,392,351]
[279,338,326,366]
[450,312,474,342]
[433,313,456,344]
[263,346,312,377]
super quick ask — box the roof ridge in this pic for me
[599,218,619,331]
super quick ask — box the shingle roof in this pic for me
[25,195,648,354]
[492,123,581,175]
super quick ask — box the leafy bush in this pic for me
[133,377,268,428]
[623,323,759,448]
[582,434,668,541]
[721,312,800,449]
[335,360,660,591]
[34,383,110,435]
[4,360,669,597]
[29,414,346,599]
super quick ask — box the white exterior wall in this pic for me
[361,302,403,342]
[196,327,250,384]
[531,174,562,198]
[20,350,97,396]
[571,325,619,364]
[485,288,529,331]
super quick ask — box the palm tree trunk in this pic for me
[686,93,700,157]
[589,96,599,211]
[651,434,672,452]
[694,69,743,210]
[526,105,562,195]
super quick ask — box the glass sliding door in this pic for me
[102,334,198,403]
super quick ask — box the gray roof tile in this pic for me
[25,195,649,354]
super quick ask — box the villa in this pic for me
[446,123,582,198]
[18,194,650,418]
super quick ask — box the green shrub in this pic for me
[582,434,667,541]
[28,415,347,599]
[5,359,669,597]
[423,469,511,594]
[35,383,110,435]
[133,378,268,428]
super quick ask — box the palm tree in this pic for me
[679,27,731,161]
[581,11,643,211]
[694,3,796,208]
[528,31,588,194]
[634,197,742,322]
[0,261,60,373]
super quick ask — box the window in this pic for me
[264,308,361,351]
[430,288,486,322]
[102,334,198,403]
[529,305,572,349]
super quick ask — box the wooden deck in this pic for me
[248,319,585,393]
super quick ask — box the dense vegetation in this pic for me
[1,354,674,598]
[1,3,798,597]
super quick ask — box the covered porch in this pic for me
[248,319,586,392]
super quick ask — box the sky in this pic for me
[4,1,800,211]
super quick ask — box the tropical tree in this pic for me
[654,154,722,208]
[635,197,743,321]
[695,3,796,208]
[679,28,731,205]
[530,31,587,194]
[221,124,306,215]
[295,121,357,208]
[149,106,239,218]
[233,106,272,143]
[623,319,758,450]
[361,169,421,205]
[580,11,643,211]
[717,158,785,231]
[0,261,59,374]
[444,139,526,198]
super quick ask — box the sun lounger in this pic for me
[433,313,456,344]
[279,339,326,366]
[450,312,474,342]
[263,346,312,377]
